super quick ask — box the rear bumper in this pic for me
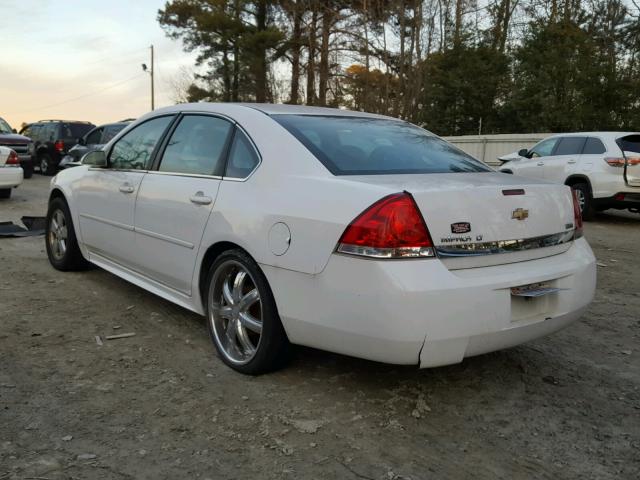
[262,238,596,367]
[0,168,24,188]
[593,192,640,210]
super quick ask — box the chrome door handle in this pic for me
[567,159,577,164]
[119,183,135,194]
[190,191,212,205]
[537,162,544,166]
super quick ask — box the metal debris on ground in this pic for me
[105,332,136,340]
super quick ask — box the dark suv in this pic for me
[59,120,132,168]
[0,116,34,178]
[21,120,95,175]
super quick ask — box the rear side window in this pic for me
[61,123,93,140]
[273,115,489,175]
[618,135,640,154]
[159,115,232,176]
[110,116,173,170]
[103,124,127,143]
[225,130,259,178]
[583,137,606,155]
[554,137,586,155]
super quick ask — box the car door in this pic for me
[133,114,234,294]
[75,115,175,267]
[514,137,558,180]
[542,136,586,182]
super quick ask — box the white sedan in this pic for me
[0,146,24,199]
[46,103,596,374]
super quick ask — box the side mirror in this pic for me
[78,137,86,145]
[518,148,529,158]
[82,150,106,167]
[12,128,17,133]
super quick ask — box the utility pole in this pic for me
[150,44,155,111]
[142,45,155,111]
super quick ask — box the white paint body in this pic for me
[498,132,640,199]
[50,104,596,368]
[0,146,24,189]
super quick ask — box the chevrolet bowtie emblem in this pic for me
[512,208,529,220]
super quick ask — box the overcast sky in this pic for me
[0,0,198,129]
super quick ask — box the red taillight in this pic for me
[54,140,65,153]
[571,189,583,239]
[337,192,435,258]
[5,150,20,165]
[604,157,640,167]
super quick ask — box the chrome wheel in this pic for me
[209,260,263,365]
[574,187,586,212]
[40,157,48,172]
[48,209,68,261]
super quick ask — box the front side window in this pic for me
[158,115,232,175]
[529,138,558,158]
[85,128,103,145]
[554,137,586,156]
[103,124,127,143]
[110,116,173,170]
[273,115,489,175]
[225,130,259,178]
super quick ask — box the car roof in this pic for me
[151,102,401,121]
[549,131,639,139]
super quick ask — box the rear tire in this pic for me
[0,188,11,199]
[205,249,290,375]
[40,153,56,176]
[46,197,88,271]
[571,182,595,221]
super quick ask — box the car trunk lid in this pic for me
[616,134,640,187]
[340,172,576,269]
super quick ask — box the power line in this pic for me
[15,73,146,115]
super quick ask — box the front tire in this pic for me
[46,197,88,271]
[205,249,290,375]
[23,162,34,179]
[571,182,595,221]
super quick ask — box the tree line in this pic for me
[159,0,640,136]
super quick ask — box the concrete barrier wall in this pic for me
[443,133,553,166]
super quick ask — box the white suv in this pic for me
[499,132,640,219]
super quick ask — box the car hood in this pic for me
[0,133,31,143]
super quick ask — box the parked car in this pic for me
[20,120,95,175]
[0,117,34,178]
[59,120,132,169]
[499,132,640,219]
[46,103,596,374]
[0,146,24,199]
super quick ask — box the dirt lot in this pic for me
[1,175,639,480]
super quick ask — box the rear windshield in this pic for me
[273,115,490,175]
[618,135,640,154]
[61,123,94,139]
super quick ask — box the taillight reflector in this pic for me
[605,157,640,167]
[54,140,65,153]
[337,192,435,259]
[571,189,583,239]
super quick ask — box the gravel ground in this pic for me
[1,175,639,480]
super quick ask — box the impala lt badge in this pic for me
[451,222,471,234]
[512,208,529,220]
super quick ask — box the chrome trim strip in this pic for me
[135,227,195,249]
[79,213,134,231]
[336,244,436,259]
[145,170,223,180]
[435,230,575,257]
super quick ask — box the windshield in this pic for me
[273,115,490,175]
[0,118,13,134]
